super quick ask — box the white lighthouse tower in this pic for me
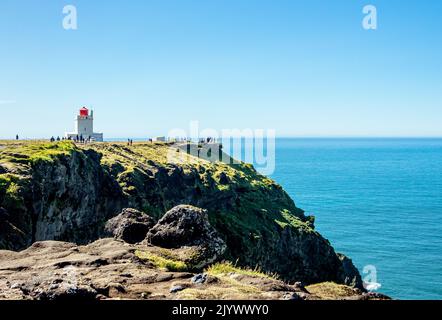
[65,107,103,142]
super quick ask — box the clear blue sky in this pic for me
[0,0,441,138]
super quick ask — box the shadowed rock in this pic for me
[0,207,8,222]
[105,208,155,244]
[146,205,227,268]
[337,253,364,289]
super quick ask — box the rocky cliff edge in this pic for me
[0,141,379,299]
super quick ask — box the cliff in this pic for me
[0,140,365,297]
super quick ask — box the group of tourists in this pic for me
[48,134,93,144]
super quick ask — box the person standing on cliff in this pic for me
[15,134,19,140]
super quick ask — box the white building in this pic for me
[153,136,166,142]
[65,107,103,142]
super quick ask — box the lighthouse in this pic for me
[65,107,103,142]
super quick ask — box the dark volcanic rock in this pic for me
[31,284,98,301]
[218,172,230,185]
[146,205,227,268]
[147,205,225,248]
[105,208,155,244]
[0,147,125,251]
[191,273,208,284]
[337,253,364,289]
[0,207,8,222]
[170,285,185,293]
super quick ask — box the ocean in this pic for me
[268,138,442,300]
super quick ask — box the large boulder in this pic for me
[105,208,155,244]
[146,205,227,268]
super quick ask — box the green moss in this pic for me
[28,141,76,164]
[0,174,13,189]
[206,261,279,280]
[306,282,357,300]
[0,141,76,165]
[274,220,289,229]
[0,174,25,210]
[216,184,230,191]
[135,250,189,272]
[279,209,315,233]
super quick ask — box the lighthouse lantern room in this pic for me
[79,107,89,117]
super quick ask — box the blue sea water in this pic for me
[267,138,442,300]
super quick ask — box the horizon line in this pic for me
[2,136,442,141]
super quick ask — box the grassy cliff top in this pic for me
[0,140,311,235]
[0,140,275,188]
[1,140,338,285]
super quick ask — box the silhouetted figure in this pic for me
[16,134,19,140]
[50,136,55,142]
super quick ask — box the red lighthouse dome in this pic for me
[79,107,89,117]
